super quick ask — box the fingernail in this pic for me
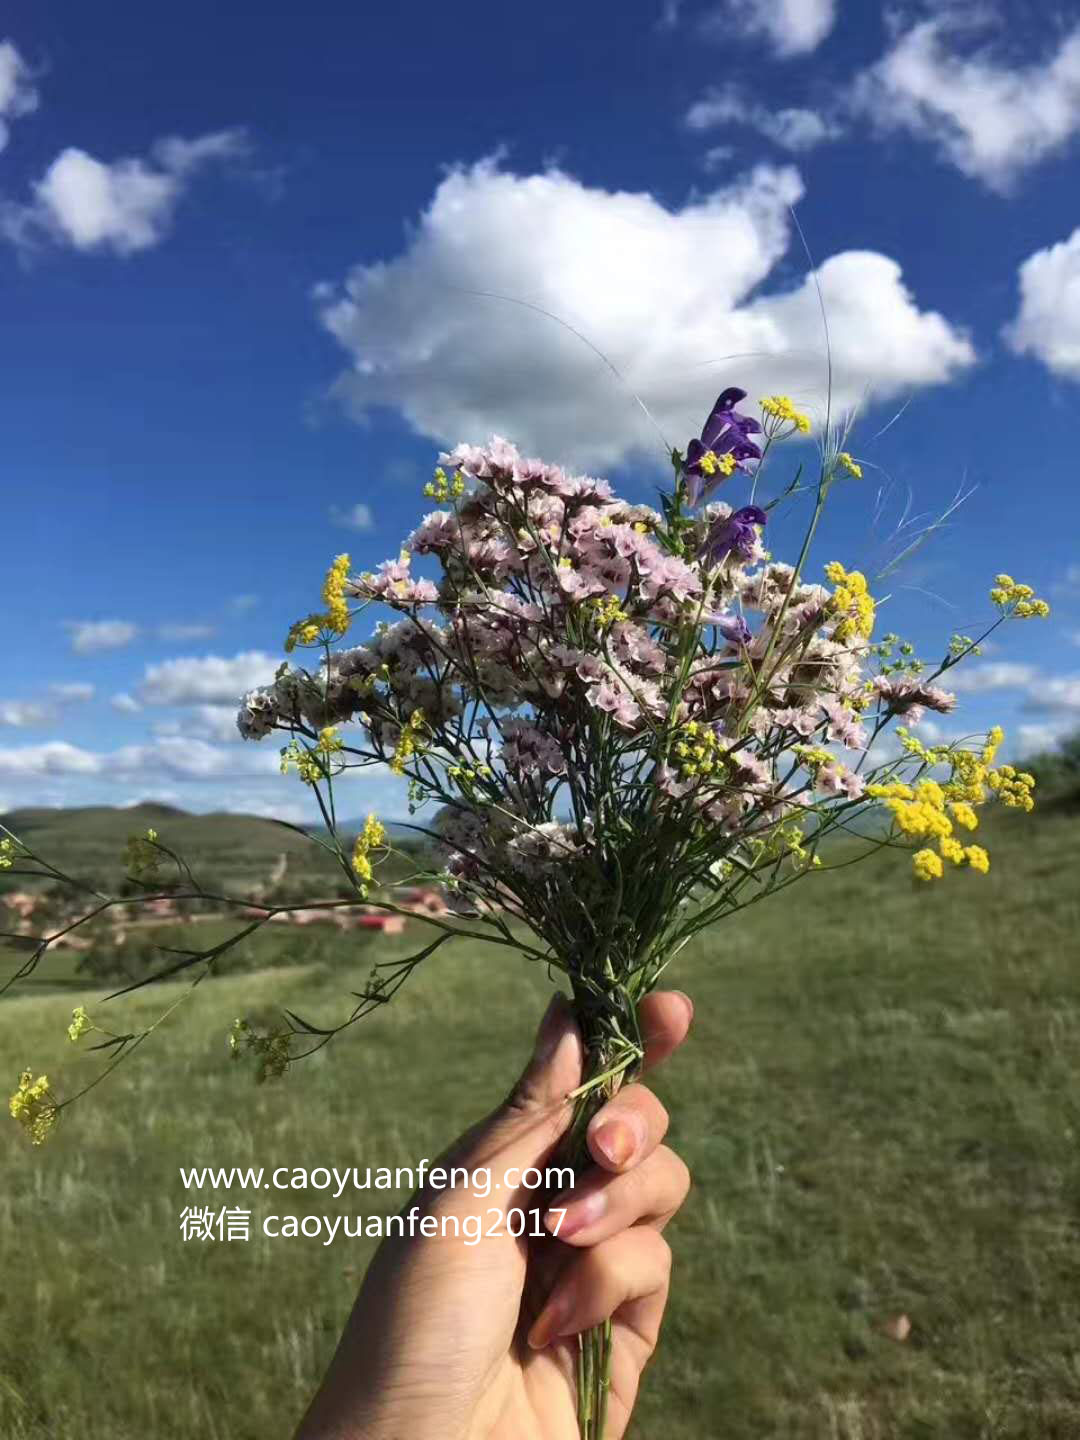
[591,1118,638,1168]
[545,1188,606,1238]
[673,990,694,1025]
[527,1286,573,1349]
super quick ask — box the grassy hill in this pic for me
[1,801,1079,1438]
[0,802,431,900]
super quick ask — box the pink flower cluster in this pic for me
[237,432,898,904]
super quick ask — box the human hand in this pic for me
[295,989,694,1440]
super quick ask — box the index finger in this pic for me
[637,989,694,1073]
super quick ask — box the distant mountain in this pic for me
[0,803,438,897]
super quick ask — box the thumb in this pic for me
[509,994,583,1112]
[453,994,584,1179]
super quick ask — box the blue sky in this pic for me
[2,0,1079,823]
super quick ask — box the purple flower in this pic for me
[702,505,767,565]
[716,614,752,647]
[684,388,763,507]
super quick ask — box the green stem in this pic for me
[557,980,643,1439]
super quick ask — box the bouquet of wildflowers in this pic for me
[5,385,1049,1438]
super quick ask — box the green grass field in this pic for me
[3,802,1080,1439]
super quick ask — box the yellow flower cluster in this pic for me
[989,574,1049,619]
[285,554,354,652]
[124,827,161,879]
[0,835,16,869]
[446,762,492,791]
[390,709,427,777]
[349,662,390,697]
[351,813,387,891]
[869,725,1025,880]
[837,451,862,479]
[697,449,737,478]
[869,777,991,880]
[9,1070,57,1146]
[912,848,943,881]
[824,562,876,643]
[67,1006,92,1043]
[761,820,822,871]
[317,725,344,757]
[284,616,322,651]
[941,726,1005,806]
[760,395,811,434]
[424,466,466,501]
[228,1019,291,1084]
[793,745,833,771]
[988,764,1036,811]
[590,594,628,628]
[321,553,352,633]
[280,728,344,786]
[673,720,726,778]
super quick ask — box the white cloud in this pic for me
[0,700,53,727]
[137,651,278,706]
[49,682,94,703]
[1006,226,1080,380]
[317,158,974,472]
[0,683,93,728]
[158,622,217,642]
[702,0,836,58]
[64,619,139,654]
[0,736,279,780]
[702,144,736,172]
[110,692,142,714]
[151,130,248,177]
[948,661,1039,694]
[0,741,102,776]
[1016,718,1080,755]
[155,704,242,743]
[0,40,38,153]
[852,15,1080,192]
[3,127,247,255]
[111,737,280,780]
[686,87,843,151]
[330,501,375,531]
[229,594,259,614]
[946,661,1080,720]
[1025,675,1080,714]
